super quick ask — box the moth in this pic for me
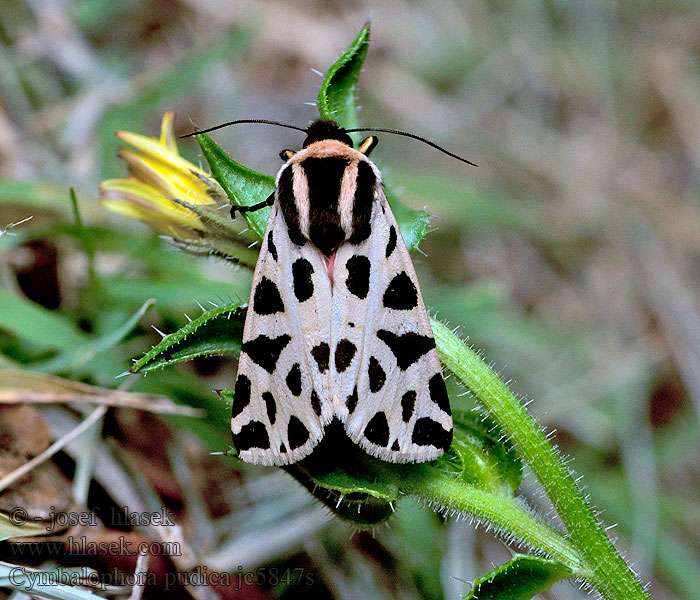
[189,119,475,466]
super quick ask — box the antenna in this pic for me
[179,119,307,139]
[345,127,477,166]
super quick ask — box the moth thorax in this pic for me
[277,143,377,256]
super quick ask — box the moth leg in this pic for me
[230,192,274,219]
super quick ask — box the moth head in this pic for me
[279,123,372,162]
[302,120,354,148]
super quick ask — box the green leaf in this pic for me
[464,555,572,600]
[439,410,522,492]
[0,179,72,214]
[386,188,430,253]
[286,464,395,526]
[317,21,370,129]
[103,274,251,309]
[0,289,88,350]
[132,301,245,373]
[34,299,155,373]
[198,133,275,240]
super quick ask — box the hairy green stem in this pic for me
[431,319,651,600]
[404,469,586,576]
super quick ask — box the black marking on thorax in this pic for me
[304,157,348,256]
[277,167,306,246]
[349,161,375,244]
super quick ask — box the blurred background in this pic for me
[1,1,699,599]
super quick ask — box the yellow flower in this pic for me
[100,112,225,238]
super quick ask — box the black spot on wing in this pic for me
[288,416,310,450]
[262,391,276,425]
[386,225,397,258]
[401,390,416,422]
[368,356,386,393]
[279,443,287,453]
[391,439,400,451]
[286,363,302,396]
[348,160,375,244]
[334,339,357,373]
[364,411,390,447]
[277,167,306,246]
[311,342,330,373]
[304,157,347,255]
[232,420,270,451]
[346,387,358,413]
[292,258,314,302]
[241,334,291,374]
[310,390,322,416]
[411,417,452,451]
[382,272,418,310]
[429,373,451,414]
[376,330,436,370]
[231,375,251,419]
[253,277,284,315]
[345,255,370,299]
[267,231,278,261]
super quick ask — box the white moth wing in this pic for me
[331,188,453,462]
[232,204,333,466]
